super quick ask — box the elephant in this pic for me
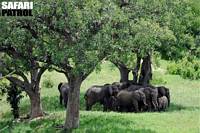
[126,84,142,91]
[111,82,130,91]
[84,84,119,111]
[126,85,159,111]
[137,87,159,111]
[58,82,70,108]
[157,86,170,107]
[158,96,168,111]
[107,96,118,111]
[114,90,147,112]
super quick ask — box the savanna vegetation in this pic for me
[0,0,200,132]
[0,62,200,133]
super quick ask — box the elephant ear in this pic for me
[138,91,145,100]
[58,82,63,92]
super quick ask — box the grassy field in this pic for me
[0,61,200,133]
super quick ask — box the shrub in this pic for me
[167,57,200,80]
[0,79,8,100]
[42,77,54,88]
[151,75,167,85]
[6,83,23,119]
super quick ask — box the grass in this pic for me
[0,61,200,133]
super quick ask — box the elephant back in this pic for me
[60,83,70,95]
[85,85,105,101]
[117,90,133,105]
[127,84,142,91]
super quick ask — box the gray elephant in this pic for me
[126,85,159,111]
[111,82,130,91]
[126,84,142,91]
[58,82,70,108]
[157,86,170,107]
[84,84,118,111]
[137,87,158,111]
[114,90,147,112]
[158,96,168,111]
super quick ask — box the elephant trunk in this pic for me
[143,98,148,106]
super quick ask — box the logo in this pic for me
[0,2,33,16]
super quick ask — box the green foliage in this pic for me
[0,79,8,100]
[42,77,54,89]
[167,57,200,80]
[6,84,23,119]
[151,76,167,85]
[29,0,122,78]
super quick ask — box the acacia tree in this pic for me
[0,18,48,119]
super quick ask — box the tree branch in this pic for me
[0,45,29,60]
[37,65,48,82]
[14,71,30,85]
[6,76,25,89]
[53,67,66,74]
[17,20,38,39]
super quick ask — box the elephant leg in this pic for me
[150,95,158,111]
[63,98,68,108]
[138,103,142,111]
[103,98,109,111]
[132,101,139,113]
[147,101,152,111]
[63,94,68,108]
[128,106,134,112]
[152,100,158,111]
[123,107,128,112]
[119,106,123,112]
[86,99,95,111]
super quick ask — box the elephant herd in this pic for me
[57,81,170,113]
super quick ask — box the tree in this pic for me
[0,18,48,119]
[108,0,199,85]
[30,0,119,129]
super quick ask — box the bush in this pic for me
[151,75,167,85]
[0,79,8,100]
[6,83,23,119]
[167,57,200,80]
[42,77,54,88]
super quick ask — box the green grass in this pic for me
[0,61,200,133]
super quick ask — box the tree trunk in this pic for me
[139,54,152,86]
[118,65,129,82]
[132,55,141,83]
[132,54,152,85]
[5,66,46,119]
[28,89,44,119]
[64,77,82,129]
[112,61,130,82]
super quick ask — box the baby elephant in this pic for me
[158,96,168,111]
[58,82,70,108]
